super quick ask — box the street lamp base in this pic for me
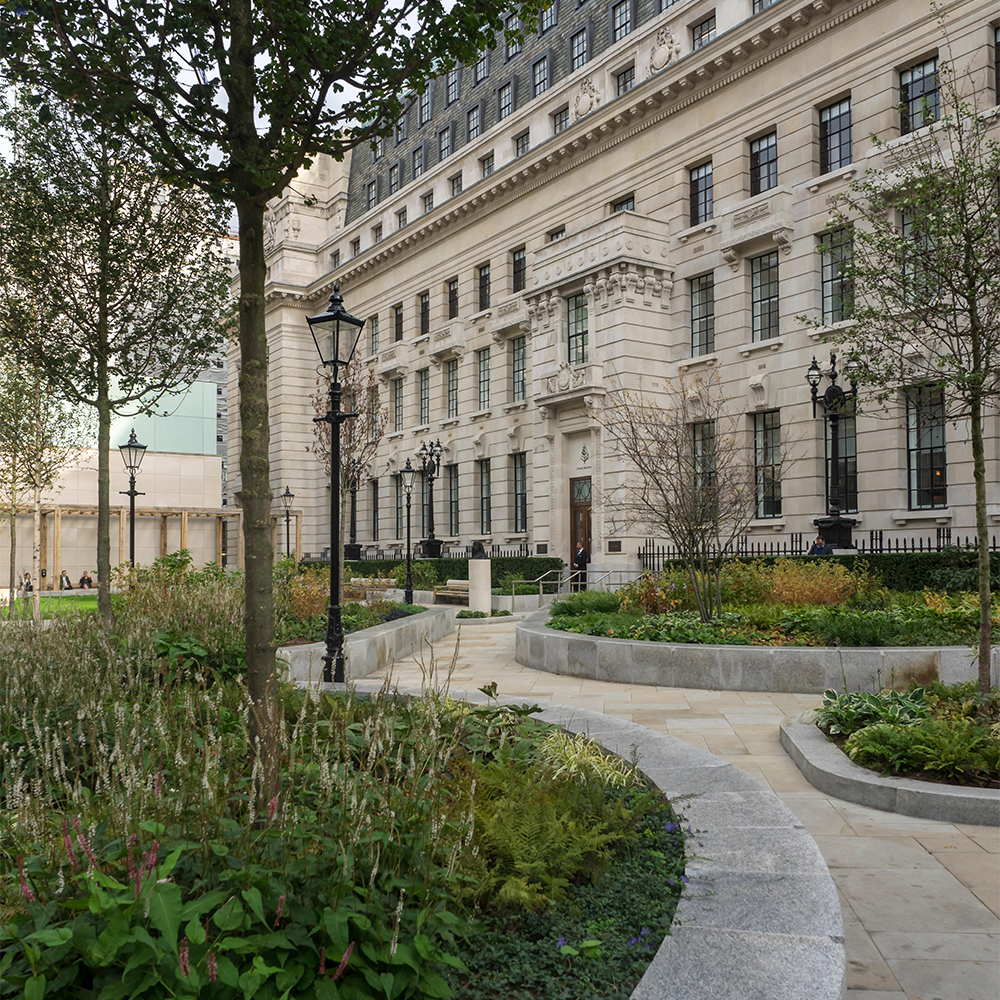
[343,543,362,561]
[812,515,858,550]
[423,538,443,559]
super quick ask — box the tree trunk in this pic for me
[8,494,16,616]
[31,486,41,623]
[235,195,276,746]
[969,393,992,695]
[96,385,112,627]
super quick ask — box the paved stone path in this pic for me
[371,619,1000,1000]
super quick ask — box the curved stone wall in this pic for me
[515,614,998,694]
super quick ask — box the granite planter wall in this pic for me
[279,606,456,684]
[515,613,998,694]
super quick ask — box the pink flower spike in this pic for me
[73,817,99,870]
[146,841,160,878]
[62,819,79,872]
[179,936,190,977]
[268,795,278,823]
[274,894,285,928]
[17,857,37,903]
[206,950,218,982]
[332,941,354,982]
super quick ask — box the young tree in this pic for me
[0,356,86,619]
[0,0,543,731]
[0,102,231,625]
[599,376,763,622]
[815,63,1000,693]
[309,356,387,593]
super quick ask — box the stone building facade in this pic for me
[235,0,1000,574]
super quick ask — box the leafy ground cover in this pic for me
[817,681,1000,788]
[0,568,687,999]
[546,561,998,648]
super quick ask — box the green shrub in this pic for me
[817,687,929,737]
[393,559,439,590]
[844,718,999,782]
[549,591,621,617]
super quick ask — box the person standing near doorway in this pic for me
[572,540,589,592]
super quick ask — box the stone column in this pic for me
[469,558,491,614]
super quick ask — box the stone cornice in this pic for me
[297,0,880,305]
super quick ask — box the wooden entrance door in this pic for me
[569,476,592,556]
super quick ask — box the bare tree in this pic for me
[809,51,1000,693]
[309,356,387,593]
[599,375,765,621]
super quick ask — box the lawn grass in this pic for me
[1,592,99,619]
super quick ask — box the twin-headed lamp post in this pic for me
[306,283,364,684]
[806,351,859,549]
[416,438,444,558]
[118,429,147,567]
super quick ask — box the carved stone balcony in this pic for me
[489,293,529,342]
[534,361,606,412]
[717,187,795,270]
[376,343,410,382]
[427,321,466,366]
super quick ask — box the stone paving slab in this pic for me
[370,619,1000,999]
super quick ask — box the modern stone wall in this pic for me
[278,606,456,684]
[515,614,999,693]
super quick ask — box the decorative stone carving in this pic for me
[749,373,768,410]
[263,208,278,250]
[507,422,522,453]
[648,25,681,74]
[772,228,793,255]
[722,247,741,272]
[574,79,602,120]
[472,430,486,460]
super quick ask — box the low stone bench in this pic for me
[433,579,470,605]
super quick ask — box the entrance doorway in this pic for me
[569,476,592,559]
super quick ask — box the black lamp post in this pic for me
[118,429,147,567]
[307,283,364,684]
[344,476,362,561]
[280,486,294,559]
[416,438,444,558]
[402,459,416,605]
[806,351,859,549]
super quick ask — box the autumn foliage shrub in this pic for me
[769,558,856,606]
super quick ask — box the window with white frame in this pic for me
[541,4,557,32]
[412,146,424,178]
[397,207,407,229]
[418,89,431,126]
[611,0,631,41]
[515,131,530,157]
[481,152,494,177]
[749,131,777,195]
[532,56,549,97]
[366,179,377,209]
[451,173,463,196]
[689,161,713,225]
[389,163,400,194]
[438,127,451,159]
[505,15,521,58]
[498,81,513,119]
[467,105,481,140]
[369,314,380,355]
[553,106,570,134]
[423,191,434,213]
[446,68,459,104]
[570,29,588,70]
[473,53,489,84]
